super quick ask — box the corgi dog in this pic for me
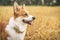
[5,1,35,40]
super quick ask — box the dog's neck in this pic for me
[8,17,27,33]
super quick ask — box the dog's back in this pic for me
[0,22,9,40]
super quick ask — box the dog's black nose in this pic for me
[32,17,35,20]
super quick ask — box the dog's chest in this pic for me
[6,25,27,40]
[6,17,27,40]
[6,23,27,34]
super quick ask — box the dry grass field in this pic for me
[0,6,60,40]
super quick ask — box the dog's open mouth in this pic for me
[22,20,33,25]
[26,21,33,25]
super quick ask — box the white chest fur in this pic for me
[5,17,27,40]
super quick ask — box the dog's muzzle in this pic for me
[22,17,35,25]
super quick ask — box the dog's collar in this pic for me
[13,25,24,33]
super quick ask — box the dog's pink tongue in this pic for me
[29,22,32,25]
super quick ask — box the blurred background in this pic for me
[0,0,60,6]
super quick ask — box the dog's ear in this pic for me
[14,1,20,13]
[14,1,20,17]
[22,4,26,10]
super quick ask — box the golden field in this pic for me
[0,6,60,40]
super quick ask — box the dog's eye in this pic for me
[24,13,28,16]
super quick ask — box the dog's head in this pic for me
[14,1,35,25]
